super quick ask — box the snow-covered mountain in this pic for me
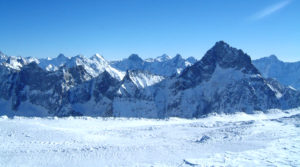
[151,41,299,117]
[110,54,197,77]
[38,53,125,80]
[0,41,299,117]
[253,55,300,90]
[0,52,125,80]
[0,52,38,70]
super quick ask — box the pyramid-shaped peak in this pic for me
[173,54,182,59]
[214,40,230,47]
[201,41,252,68]
[57,53,68,59]
[184,41,260,76]
[128,54,143,62]
[156,54,170,61]
[91,53,106,61]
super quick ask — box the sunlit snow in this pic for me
[0,109,299,166]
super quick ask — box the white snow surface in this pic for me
[128,72,165,88]
[0,108,299,167]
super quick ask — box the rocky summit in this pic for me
[0,41,299,117]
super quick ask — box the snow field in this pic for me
[0,109,299,166]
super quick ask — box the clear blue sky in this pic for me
[0,0,299,61]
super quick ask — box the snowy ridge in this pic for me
[0,41,300,117]
[110,54,197,77]
[253,55,300,90]
[0,52,125,80]
[124,70,164,89]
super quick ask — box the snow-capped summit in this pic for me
[32,53,124,80]
[91,53,105,62]
[63,54,124,80]
[38,53,69,71]
[1,55,38,70]
[155,54,171,62]
[159,41,299,117]
[110,54,197,77]
[0,41,299,118]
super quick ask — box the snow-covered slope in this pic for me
[64,54,125,80]
[110,54,197,77]
[0,52,38,70]
[0,41,299,117]
[253,55,300,90]
[122,70,164,89]
[153,41,298,117]
[39,53,125,80]
[1,52,125,80]
[38,54,69,71]
[0,109,299,166]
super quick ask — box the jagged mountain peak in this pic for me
[57,53,68,60]
[155,54,170,62]
[200,41,258,74]
[180,41,260,86]
[202,41,250,66]
[172,54,183,61]
[110,53,198,77]
[122,70,164,89]
[128,54,143,62]
[91,53,105,62]
[1,41,300,117]
[214,40,229,48]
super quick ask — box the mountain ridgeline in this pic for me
[253,55,300,90]
[0,41,299,117]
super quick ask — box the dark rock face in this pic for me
[0,41,299,118]
[164,41,299,117]
[128,54,144,63]
[180,41,259,86]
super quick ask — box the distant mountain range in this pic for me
[253,55,300,90]
[0,42,299,117]
[110,54,197,77]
